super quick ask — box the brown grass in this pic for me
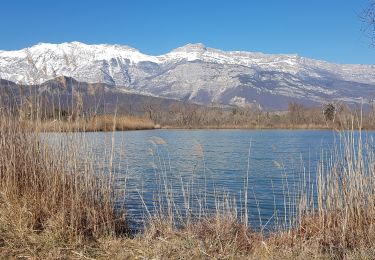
[162,123,331,130]
[0,113,127,258]
[30,114,156,132]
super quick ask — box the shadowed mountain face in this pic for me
[1,42,375,110]
[0,77,199,116]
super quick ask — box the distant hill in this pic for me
[0,76,201,116]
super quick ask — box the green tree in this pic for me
[323,103,336,122]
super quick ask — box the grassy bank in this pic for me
[24,114,156,132]
[1,113,375,259]
[27,113,369,132]
[161,123,332,130]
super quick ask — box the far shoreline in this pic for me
[38,125,375,133]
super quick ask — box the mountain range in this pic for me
[1,41,375,110]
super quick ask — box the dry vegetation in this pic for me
[1,106,375,259]
[0,113,127,258]
[33,114,156,132]
[20,101,371,132]
[145,101,375,130]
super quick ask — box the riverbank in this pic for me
[24,115,157,132]
[2,213,375,259]
[161,123,331,130]
[21,118,367,132]
[24,115,372,132]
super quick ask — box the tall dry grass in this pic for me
[294,128,375,255]
[32,114,156,132]
[0,112,127,257]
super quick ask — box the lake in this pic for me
[47,129,374,231]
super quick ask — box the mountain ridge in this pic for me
[2,41,373,66]
[1,41,375,110]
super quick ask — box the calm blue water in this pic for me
[46,129,375,231]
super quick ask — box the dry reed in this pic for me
[0,112,127,258]
[33,114,156,132]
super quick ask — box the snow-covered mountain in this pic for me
[1,41,375,110]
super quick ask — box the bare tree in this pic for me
[362,1,375,44]
[287,102,305,125]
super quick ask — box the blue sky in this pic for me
[1,0,374,64]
